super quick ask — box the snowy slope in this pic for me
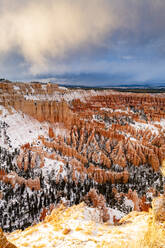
[0,106,49,150]
[7,203,153,248]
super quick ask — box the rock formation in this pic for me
[0,228,17,248]
[85,189,110,222]
[0,80,164,232]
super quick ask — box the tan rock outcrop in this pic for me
[0,228,17,248]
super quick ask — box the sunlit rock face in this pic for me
[0,80,164,232]
[153,195,165,223]
[0,228,17,248]
[6,202,165,248]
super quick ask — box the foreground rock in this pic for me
[0,228,17,248]
[153,196,165,223]
[6,202,165,248]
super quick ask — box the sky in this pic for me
[0,0,165,86]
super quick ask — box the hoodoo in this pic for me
[0,81,164,244]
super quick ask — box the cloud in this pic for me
[0,0,116,73]
[1,0,165,83]
[33,58,165,86]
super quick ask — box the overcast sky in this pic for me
[0,0,165,86]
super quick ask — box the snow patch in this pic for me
[42,158,67,179]
[131,122,159,135]
[124,198,134,209]
[0,106,49,150]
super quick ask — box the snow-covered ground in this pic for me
[42,158,67,180]
[131,121,159,135]
[7,202,152,248]
[154,119,165,129]
[0,106,49,150]
[0,105,68,151]
[24,89,112,103]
